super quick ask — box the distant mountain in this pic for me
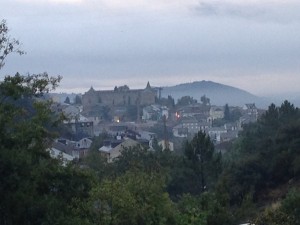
[161,80,269,108]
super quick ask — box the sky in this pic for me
[0,0,300,97]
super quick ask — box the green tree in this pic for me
[221,100,300,215]
[167,95,175,108]
[113,146,163,175]
[176,194,208,225]
[281,188,300,224]
[0,21,94,224]
[0,73,101,225]
[253,206,292,225]
[74,94,82,105]
[253,189,300,225]
[176,192,234,225]
[83,150,110,181]
[0,73,81,224]
[177,96,197,107]
[224,104,230,121]
[90,170,175,225]
[200,95,210,106]
[184,131,222,193]
[64,96,71,104]
[157,95,175,109]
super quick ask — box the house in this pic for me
[243,103,258,114]
[83,111,103,126]
[220,130,239,142]
[52,140,74,156]
[243,103,258,119]
[142,105,169,121]
[210,106,224,120]
[224,122,239,131]
[239,114,257,127]
[173,124,188,138]
[62,104,80,120]
[48,147,75,166]
[71,138,92,158]
[138,131,156,141]
[75,138,93,149]
[238,103,259,127]
[107,124,128,136]
[174,116,211,136]
[207,127,227,143]
[158,140,174,151]
[52,138,92,159]
[64,114,94,137]
[81,104,109,125]
[142,106,157,120]
[99,138,141,163]
[177,104,211,118]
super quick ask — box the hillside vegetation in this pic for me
[1,73,300,225]
[161,81,268,107]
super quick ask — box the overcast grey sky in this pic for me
[1,0,300,96]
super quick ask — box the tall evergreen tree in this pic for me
[224,104,230,121]
[64,96,70,104]
[184,131,222,193]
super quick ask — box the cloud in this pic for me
[9,0,300,22]
[197,2,265,18]
[1,0,300,96]
[15,0,84,5]
[12,0,196,13]
[193,1,300,23]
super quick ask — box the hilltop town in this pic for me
[48,82,265,163]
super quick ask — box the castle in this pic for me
[82,82,157,113]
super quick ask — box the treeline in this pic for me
[1,74,300,225]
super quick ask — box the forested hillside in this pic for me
[161,81,268,107]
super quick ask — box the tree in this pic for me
[90,170,175,225]
[281,188,300,224]
[0,21,94,224]
[200,95,210,106]
[156,95,175,109]
[221,101,300,211]
[176,193,234,225]
[184,131,222,193]
[175,194,208,225]
[224,104,230,121]
[64,96,71,104]
[177,96,197,107]
[0,73,101,225]
[113,146,163,175]
[74,94,82,105]
[253,189,300,225]
[0,19,25,70]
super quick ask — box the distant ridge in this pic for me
[161,80,267,107]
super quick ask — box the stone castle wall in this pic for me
[82,85,157,112]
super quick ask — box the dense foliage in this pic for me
[0,73,96,225]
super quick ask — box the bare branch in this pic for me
[0,19,25,70]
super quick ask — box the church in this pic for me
[82,82,157,113]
